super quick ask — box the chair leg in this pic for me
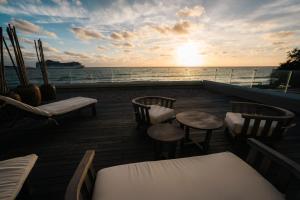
[91,104,97,116]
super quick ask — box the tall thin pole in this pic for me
[6,26,25,86]
[250,69,256,88]
[0,27,6,94]
[284,71,293,93]
[3,37,20,81]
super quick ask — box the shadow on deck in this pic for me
[0,84,299,200]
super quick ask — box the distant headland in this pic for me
[36,60,85,69]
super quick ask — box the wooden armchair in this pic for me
[225,101,295,142]
[132,96,176,129]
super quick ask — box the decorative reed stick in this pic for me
[6,24,29,86]
[0,27,7,95]
[34,39,49,85]
[3,37,20,82]
[38,39,49,85]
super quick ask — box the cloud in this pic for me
[71,27,103,40]
[0,0,7,4]
[263,31,296,44]
[266,31,295,39]
[43,45,59,53]
[11,19,57,38]
[110,31,135,40]
[153,20,194,35]
[64,51,90,59]
[97,46,106,51]
[177,5,204,17]
[113,42,134,48]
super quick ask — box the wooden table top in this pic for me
[176,111,223,130]
[147,124,185,142]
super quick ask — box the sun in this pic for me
[176,42,203,67]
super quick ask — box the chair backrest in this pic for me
[132,96,175,126]
[232,101,295,139]
[0,95,51,117]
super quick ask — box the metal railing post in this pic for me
[250,69,257,88]
[284,71,293,93]
[214,68,218,81]
[229,69,233,84]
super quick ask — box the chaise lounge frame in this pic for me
[65,138,300,200]
[0,97,97,127]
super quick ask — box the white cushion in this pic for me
[0,95,51,117]
[37,97,97,116]
[225,112,278,136]
[0,154,38,200]
[92,152,283,200]
[149,105,174,124]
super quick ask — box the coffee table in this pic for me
[176,111,223,153]
[147,123,185,159]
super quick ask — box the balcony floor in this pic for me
[1,84,299,200]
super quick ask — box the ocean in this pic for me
[4,67,275,88]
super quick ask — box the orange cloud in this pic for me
[177,5,204,17]
[11,19,57,38]
[111,31,135,40]
[71,27,103,40]
[153,20,193,35]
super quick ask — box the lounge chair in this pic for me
[0,95,98,125]
[132,96,175,130]
[65,138,300,200]
[0,154,38,200]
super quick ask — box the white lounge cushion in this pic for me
[92,152,283,200]
[0,154,38,200]
[37,97,97,116]
[149,105,174,124]
[225,112,278,136]
[0,95,51,117]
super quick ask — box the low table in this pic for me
[147,123,185,159]
[176,111,223,153]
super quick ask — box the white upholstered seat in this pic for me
[149,105,175,124]
[225,112,278,136]
[37,97,97,116]
[0,154,38,200]
[92,152,283,200]
[0,95,97,117]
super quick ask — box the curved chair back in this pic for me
[231,101,295,140]
[132,96,175,127]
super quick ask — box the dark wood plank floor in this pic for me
[0,84,299,200]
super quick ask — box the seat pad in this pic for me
[225,112,278,136]
[0,154,38,200]
[92,152,283,200]
[37,97,97,116]
[149,105,174,124]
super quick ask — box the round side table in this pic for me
[147,123,185,159]
[176,111,223,153]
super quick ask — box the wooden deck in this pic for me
[0,84,299,200]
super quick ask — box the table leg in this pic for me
[169,142,177,158]
[154,141,162,160]
[203,130,212,153]
[184,126,190,141]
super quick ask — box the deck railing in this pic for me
[4,67,299,95]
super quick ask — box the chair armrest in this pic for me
[247,139,300,179]
[132,101,151,109]
[241,113,290,120]
[65,150,96,200]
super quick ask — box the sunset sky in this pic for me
[0,0,299,67]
